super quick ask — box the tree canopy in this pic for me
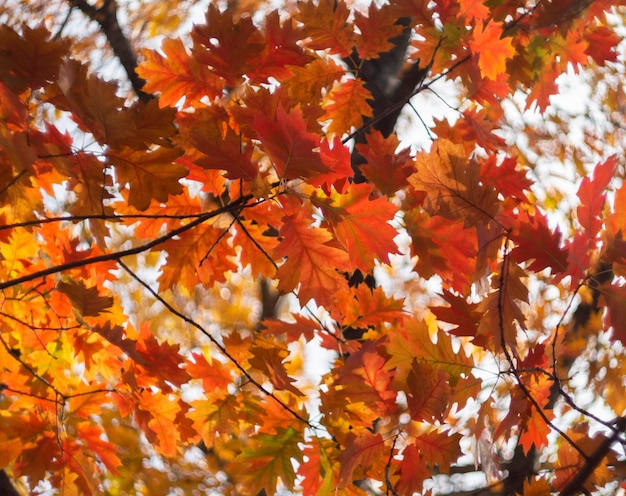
[1,0,626,494]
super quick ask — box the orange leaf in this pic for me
[406,360,451,421]
[249,340,304,396]
[468,21,515,80]
[274,198,350,306]
[354,3,404,60]
[321,183,399,272]
[357,130,414,196]
[108,146,187,211]
[255,106,331,179]
[404,209,477,293]
[337,431,385,488]
[137,38,224,108]
[57,280,113,317]
[322,78,373,136]
[191,4,265,86]
[296,0,354,56]
[159,222,238,290]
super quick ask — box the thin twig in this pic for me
[0,195,255,291]
[118,260,317,430]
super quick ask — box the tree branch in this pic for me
[69,0,152,101]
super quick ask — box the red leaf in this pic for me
[481,155,531,202]
[576,156,618,238]
[191,4,265,86]
[357,130,414,196]
[404,209,477,293]
[406,360,451,421]
[430,289,481,338]
[337,431,385,488]
[508,209,568,275]
[274,197,350,306]
[255,106,330,179]
[137,38,224,108]
[322,183,399,272]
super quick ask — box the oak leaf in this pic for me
[322,78,373,136]
[137,37,224,108]
[337,431,385,488]
[108,146,187,211]
[255,106,330,179]
[236,427,304,494]
[273,198,350,306]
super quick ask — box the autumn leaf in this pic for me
[322,77,373,136]
[296,0,354,56]
[191,4,265,86]
[468,21,515,80]
[273,198,350,306]
[337,431,385,488]
[353,3,404,59]
[108,146,187,211]
[409,139,500,226]
[357,130,414,196]
[236,427,304,494]
[249,340,304,396]
[312,183,399,271]
[404,208,477,292]
[57,280,113,317]
[406,359,451,421]
[137,37,224,108]
[255,105,331,179]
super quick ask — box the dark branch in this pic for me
[69,0,152,101]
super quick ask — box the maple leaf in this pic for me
[186,352,232,393]
[393,444,430,495]
[136,335,191,390]
[0,24,70,92]
[314,183,399,272]
[468,21,515,80]
[412,428,463,470]
[322,78,373,136]
[576,156,617,239]
[477,259,529,348]
[584,25,620,65]
[273,197,350,307]
[50,59,135,149]
[333,285,407,329]
[507,208,568,275]
[254,105,331,179]
[284,57,345,103]
[137,37,224,108]
[108,146,187,211]
[481,155,531,202]
[184,108,258,181]
[251,11,312,83]
[430,289,482,337]
[136,390,181,458]
[235,427,304,494]
[159,221,238,290]
[90,322,146,365]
